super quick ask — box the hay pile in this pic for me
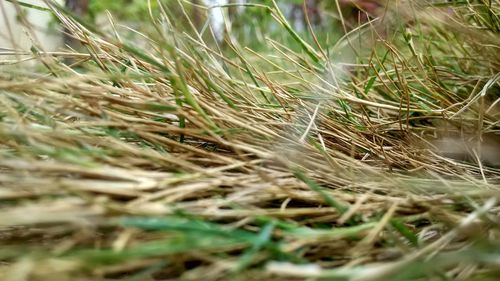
[0,1,499,280]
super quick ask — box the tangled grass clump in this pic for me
[0,1,499,280]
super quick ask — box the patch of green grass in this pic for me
[0,1,498,280]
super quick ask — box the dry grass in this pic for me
[0,1,499,280]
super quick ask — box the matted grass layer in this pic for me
[0,1,499,280]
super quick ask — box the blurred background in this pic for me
[0,0,381,52]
